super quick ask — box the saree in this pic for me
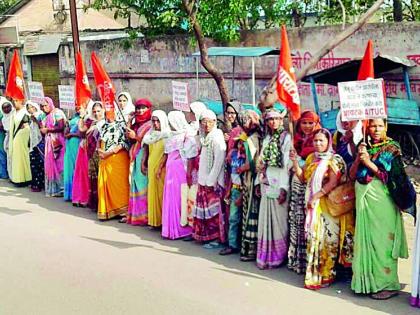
[63,115,80,201]
[352,138,413,294]
[287,175,307,274]
[97,150,130,220]
[411,215,420,308]
[97,121,130,219]
[44,108,66,197]
[127,122,151,225]
[72,120,100,209]
[0,125,7,179]
[240,132,260,260]
[147,139,166,227]
[303,153,344,290]
[8,110,32,185]
[351,179,408,293]
[256,131,291,269]
[162,134,192,239]
[193,185,225,242]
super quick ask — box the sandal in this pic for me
[118,217,127,223]
[370,290,399,300]
[240,256,255,262]
[203,241,223,249]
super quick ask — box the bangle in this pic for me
[321,187,327,195]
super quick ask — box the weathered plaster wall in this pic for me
[59,22,420,111]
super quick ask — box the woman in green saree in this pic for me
[350,118,416,300]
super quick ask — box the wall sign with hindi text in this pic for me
[338,79,387,121]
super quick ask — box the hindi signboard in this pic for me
[58,85,75,110]
[338,79,387,121]
[27,81,45,104]
[172,81,191,112]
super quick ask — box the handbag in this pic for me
[325,181,355,217]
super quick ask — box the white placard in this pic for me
[58,85,75,110]
[172,81,191,112]
[27,81,45,104]
[338,78,387,121]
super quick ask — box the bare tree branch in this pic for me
[182,0,230,106]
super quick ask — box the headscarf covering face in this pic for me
[1,99,14,132]
[25,101,43,150]
[117,92,135,120]
[143,110,170,145]
[293,110,321,159]
[134,98,152,125]
[43,96,67,128]
[190,101,207,121]
[26,101,42,119]
[200,109,217,121]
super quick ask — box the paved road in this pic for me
[0,179,417,315]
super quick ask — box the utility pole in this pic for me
[68,0,80,64]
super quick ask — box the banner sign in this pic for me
[172,81,191,112]
[338,78,386,121]
[58,85,75,110]
[27,81,45,104]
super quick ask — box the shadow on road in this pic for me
[1,179,416,315]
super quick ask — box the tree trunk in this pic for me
[259,0,385,111]
[182,0,230,108]
[393,0,403,22]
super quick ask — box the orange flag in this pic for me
[357,40,374,80]
[75,51,91,109]
[5,50,25,101]
[91,52,116,120]
[277,25,300,121]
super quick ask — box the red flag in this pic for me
[5,50,25,101]
[91,52,116,120]
[75,51,91,109]
[357,40,374,80]
[277,25,300,121]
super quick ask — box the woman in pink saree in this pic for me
[40,97,66,197]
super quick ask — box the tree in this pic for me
[0,0,18,14]
[88,0,387,108]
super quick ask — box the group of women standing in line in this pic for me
[0,94,418,305]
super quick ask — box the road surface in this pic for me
[0,179,417,315]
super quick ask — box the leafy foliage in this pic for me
[0,0,18,14]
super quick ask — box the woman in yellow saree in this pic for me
[292,128,346,290]
[97,117,130,220]
[143,110,170,227]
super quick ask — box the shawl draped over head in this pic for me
[43,96,66,181]
[26,101,43,150]
[190,101,207,121]
[357,136,417,219]
[293,110,321,159]
[143,110,170,145]
[222,101,242,132]
[134,98,152,125]
[261,109,287,168]
[0,99,14,132]
[168,110,194,136]
[117,92,135,120]
[199,109,219,171]
[87,101,105,131]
